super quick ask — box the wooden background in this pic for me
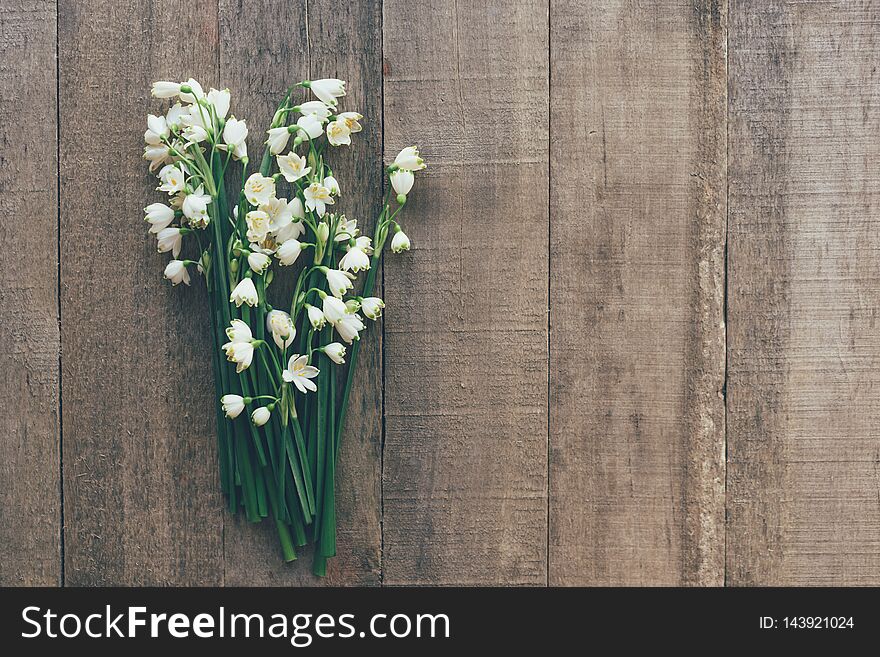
[1,0,878,586]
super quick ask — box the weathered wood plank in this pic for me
[382,0,550,585]
[549,0,727,585]
[219,0,383,585]
[727,0,880,585]
[0,0,60,586]
[59,0,224,585]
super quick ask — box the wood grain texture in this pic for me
[59,0,224,585]
[727,0,880,585]
[549,0,727,585]
[382,0,550,585]
[219,0,383,585]
[0,0,61,586]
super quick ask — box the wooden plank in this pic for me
[727,0,880,585]
[59,0,224,585]
[218,0,383,585]
[0,0,60,586]
[549,1,727,585]
[382,0,550,585]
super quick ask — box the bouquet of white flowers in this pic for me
[143,77,423,575]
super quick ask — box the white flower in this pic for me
[390,169,414,196]
[338,111,363,133]
[335,217,358,241]
[339,246,370,273]
[321,294,349,323]
[182,185,212,222]
[246,210,271,243]
[276,239,303,266]
[304,183,334,216]
[354,235,373,254]
[360,297,385,320]
[333,313,364,344]
[289,197,305,220]
[306,304,326,330]
[147,114,169,141]
[345,298,361,313]
[323,175,340,196]
[394,146,426,171]
[266,126,292,154]
[266,309,296,349]
[229,277,259,307]
[324,268,354,298]
[178,78,204,104]
[143,144,171,171]
[326,119,351,146]
[308,78,346,106]
[225,318,253,343]
[244,173,275,206]
[261,197,294,234]
[163,259,191,286]
[165,103,187,129]
[251,406,271,426]
[322,342,346,364]
[223,117,248,160]
[223,319,255,372]
[247,251,271,274]
[221,394,245,419]
[316,222,330,244]
[151,80,181,98]
[274,219,305,243]
[156,227,184,257]
[207,88,231,120]
[297,100,333,119]
[158,164,186,194]
[144,202,175,233]
[391,229,411,253]
[296,113,324,139]
[282,354,320,394]
[277,152,311,183]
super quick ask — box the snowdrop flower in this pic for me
[323,267,354,298]
[296,100,333,119]
[321,294,349,323]
[266,126,292,154]
[304,182,334,216]
[178,78,204,104]
[247,251,271,274]
[147,114,170,141]
[338,111,363,133]
[225,318,252,343]
[163,259,191,286]
[165,103,188,129]
[143,144,171,171]
[296,113,324,140]
[222,117,248,160]
[308,78,346,106]
[251,406,271,426]
[306,304,326,330]
[229,277,259,307]
[335,217,358,241]
[223,319,255,373]
[333,312,365,344]
[277,152,311,183]
[207,88,231,120]
[158,164,186,194]
[394,146,426,171]
[326,118,351,146]
[246,210,271,243]
[282,354,319,394]
[323,175,340,196]
[339,245,370,273]
[391,229,411,253]
[321,342,346,364]
[152,81,181,98]
[276,239,303,266]
[221,394,246,419]
[360,297,385,320]
[156,227,184,257]
[144,202,175,233]
[354,235,373,254]
[266,309,296,349]
[182,185,212,222]
[274,219,305,243]
[244,173,275,206]
[390,169,414,196]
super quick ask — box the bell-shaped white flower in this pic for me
[247,251,271,274]
[390,169,414,196]
[306,304,326,330]
[151,80,181,98]
[326,119,351,146]
[244,173,276,206]
[335,217,358,241]
[147,114,169,141]
[266,126,292,155]
[321,342,346,365]
[221,394,245,419]
[144,202,175,233]
[354,235,373,254]
[277,152,311,183]
[223,117,248,160]
[156,227,184,257]
[229,277,259,307]
[245,210,270,244]
[158,164,187,194]
[266,309,296,349]
[251,406,271,426]
[338,111,363,133]
[282,354,320,394]
[276,239,303,266]
[165,103,187,129]
[296,113,324,139]
[178,78,204,104]
[394,146,426,171]
[308,78,346,106]
[333,312,365,344]
[163,259,191,286]
[321,294,349,323]
[143,144,171,171]
[274,219,305,243]
[207,88,231,120]
[304,183,334,217]
[323,267,354,298]
[391,229,411,253]
[223,319,255,373]
[182,185,212,222]
[339,246,370,273]
[225,318,253,343]
[323,175,340,196]
[261,197,294,234]
[296,100,333,119]
[360,297,385,320]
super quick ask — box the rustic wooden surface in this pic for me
[1,0,879,586]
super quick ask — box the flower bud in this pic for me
[251,406,271,427]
